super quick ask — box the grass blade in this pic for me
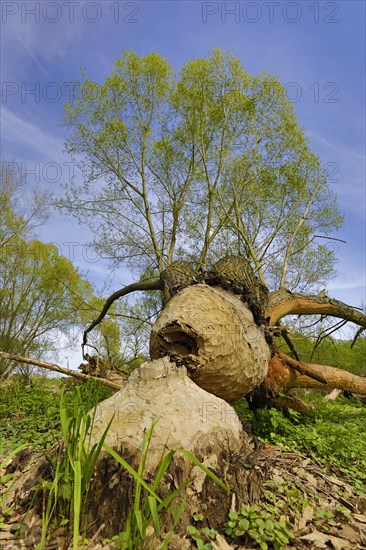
[102,443,163,503]
[177,450,229,492]
[147,495,160,537]
[152,450,175,491]
[73,460,82,550]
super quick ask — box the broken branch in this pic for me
[0,351,123,390]
[278,351,328,384]
[267,289,366,328]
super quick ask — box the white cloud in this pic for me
[1,107,64,158]
[3,12,84,65]
[308,131,365,164]
[328,276,366,291]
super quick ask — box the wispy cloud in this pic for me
[8,27,53,80]
[308,131,365,164]
[1,107,64,158]
[328,276,366,291]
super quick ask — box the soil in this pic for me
[1,437,366,549]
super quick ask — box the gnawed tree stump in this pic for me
[81,357,258,538]
[89,356,248,471]
[150,284,271,402]
[3,358,260,544]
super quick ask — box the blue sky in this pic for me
[1,0,365,312]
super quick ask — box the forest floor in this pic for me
[0,377,365,549]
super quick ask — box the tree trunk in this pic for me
[150,284,271,402]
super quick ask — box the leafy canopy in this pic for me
[60,49,342,291]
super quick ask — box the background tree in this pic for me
[59,50,342,292]
[0,158,49,248]
[0,159,126,377]
[0,238,91,377]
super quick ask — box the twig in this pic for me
[351,326,365,349]
[83,278,163,348]
[313,235,347,244]
[310,319,347,361]
[281,328,300,361]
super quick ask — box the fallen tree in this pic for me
[276,351,366,394]
[2,255,365,546]
[260,289,366,399]
[3,256,365,403]
[82,256,366,401]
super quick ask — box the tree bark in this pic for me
[267,288,366,328]
[150,284,271,402]
[266,351,366,395]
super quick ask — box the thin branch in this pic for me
[281,328,300,361]
[351,326,365,349]
[310,319,348,361]
[313,235,347,244]
[83,279,163,347]
[280,185,319,288]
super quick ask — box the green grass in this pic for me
[0,377,113,455]
[2,377,365,496]
[234,394,366,494]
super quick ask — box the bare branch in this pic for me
[351,326,365,349]
[310,319,348,361]
[280,328,300,361]
[0,350,123,390]
[313,235,347,244]
[83,278,163,347]
[280,185,319,288]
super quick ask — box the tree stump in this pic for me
[84,357,258,538]
[3,281,272,545]
[89,356,248,471]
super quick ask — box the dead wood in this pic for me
[0,350,124,390]
[324,388,342,402]
[262,290,366,397]
[278,351,328,384]
[272,351,366,394]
